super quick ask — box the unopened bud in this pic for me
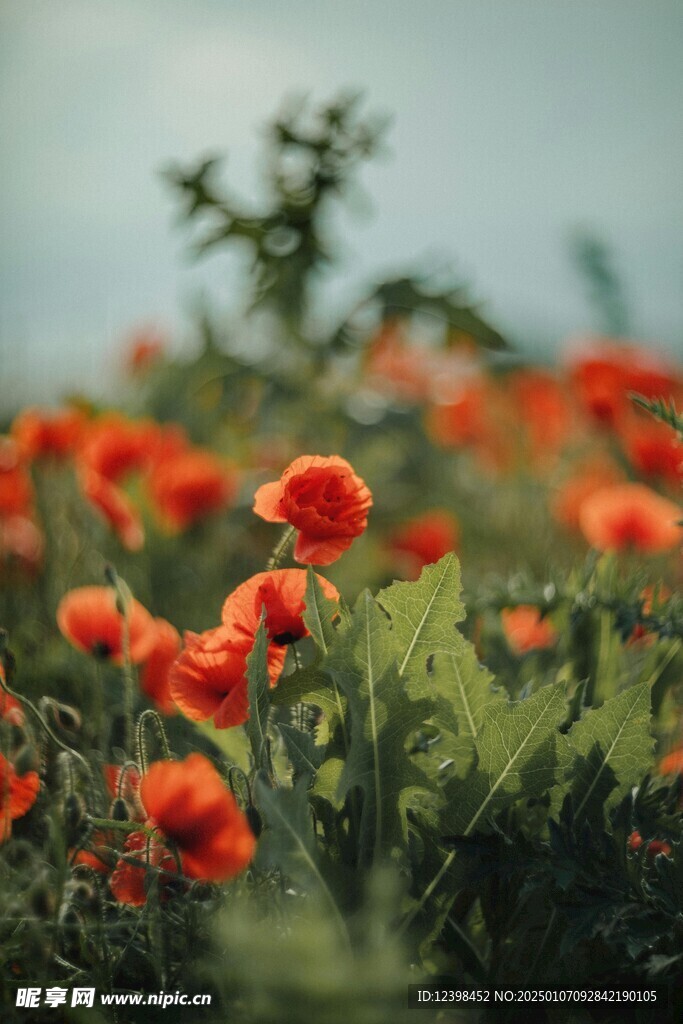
[246,804,262,838]
[13,744,39,776]
[110,797,130,822]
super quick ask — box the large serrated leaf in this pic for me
[427,645,506,779]
[566,682,653,825]
[327,590,436,865]
[443,683,571,836]
[377,553,465,679]
[303,566,340,654]
[245,619,271,769]
[270,663,345,727]
[279,721,326,781]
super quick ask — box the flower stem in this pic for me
[266,525,296,570]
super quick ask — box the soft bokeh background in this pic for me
[1,0,682,411]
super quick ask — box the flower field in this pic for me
[1,99,682,1023]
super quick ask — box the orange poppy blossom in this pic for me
[146,448,237,531]
[57,586,157,665]
[0,515,44,577]
[578,483,682,554]
[0,751,40,843]
[506,369,574,467]
[140,618,181,715]
[0,439,34,520]
[658,748,683,777]
[110,829,177,906]
[123,328,165,375]
[627,831,672,859]
[501,605,559,656]
[109,753,255,901]
[11,405,86,461]
[566,338,682,430]
[254,455,373,565]
[0,665,25,726]
[620,416,683,489]
[550,458,625,533]
[78,467,145,552]
[221,568,340,647]
[78,414,161,482]
[170,626,256,729]
[387,510,460,579]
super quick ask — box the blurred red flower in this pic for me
[139,753,256,881]
[658,748,683,776]
[0,515,44,577]
[57,586,156,664]
[124,328,166,375]
[221,569,339,647]
[579,483,682,554]
[140,618,181,715]
[11,406,86,461]
[501,605,558,655]
[110,829,176,906]
[79,414,160,482]
[78,467,144,551]
[387,510,460,579]
[147,449,236,531]
[567,338,682,429]
[0,752,40,843]
[0,440,34,519]
[620,417,683,488]
[254,455,372,565]
[551,458,625,533]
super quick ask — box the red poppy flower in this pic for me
[0,752,40,843]
[124,328,165,375]
[551,459,625,532]
[579,483,682,554]
[140,618,181,715]
[567,338,682,429]
[501,606,558,655]
[140,753,256,881]
[0,667,24,726]
[507,369,574,464]
[658,748,683,776]
[57,586,156,664]
[110,830,176,905]
[0,440,34,519]
[0,515,44,577]
[221,569,340,647]
[147,449,236,531]
[170,626,277,729]
[79,414,160,482]
[621,418,683,488]
[254,455,372,565]
[11,406,86,461]
[387,510,460,579]
[78,468,144,551]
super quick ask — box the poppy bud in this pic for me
[110,797,130,822]
[646,838,672,860]
[246,804,262,838]
[64,793,84,835]
[13,744,39,776]
[30,881,56,918]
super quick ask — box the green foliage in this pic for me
[565,682,654,826]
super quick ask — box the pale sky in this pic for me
[1,0,682,410]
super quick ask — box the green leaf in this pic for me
[427,645,506,778]
[303,566,341,654]
[270,663,345,727]
[245,619,271,769]
[566,682,653,826]
[377,553,465,680]
[443,683,571,837]
[328,590,435,865]
[254,775,348,945]
[279,722,326,781]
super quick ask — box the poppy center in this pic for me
[91,640,113,659]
